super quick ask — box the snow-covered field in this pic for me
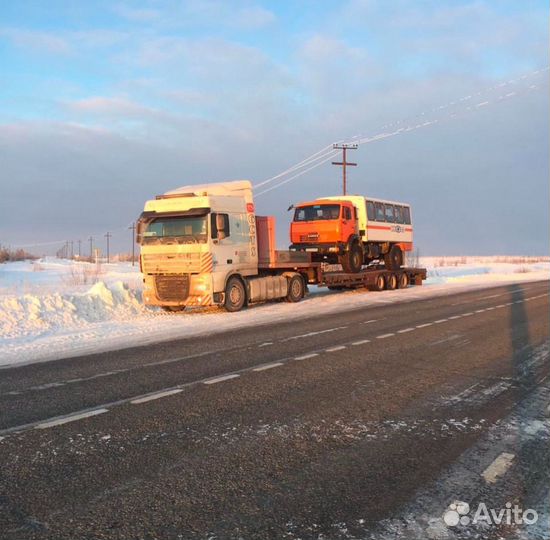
[0,257,548,368]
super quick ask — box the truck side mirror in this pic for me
[136,220,144,244]
[211,213,230,240]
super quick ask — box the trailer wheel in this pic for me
[285,274,304,302]
[386,273,397,290]
[340,242,363,273]
[371,274,385,291]
[398,273,409,289]
[224,276,246,312]
[384,245,403,270]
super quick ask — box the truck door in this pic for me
[341,204,357,242]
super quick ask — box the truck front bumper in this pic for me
[290,242,347,255]
[142,273,215,308]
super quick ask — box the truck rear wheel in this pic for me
[384,245,403,270]
[386,273,397,290]
[371,274,385,291]
[398,273,409,289]
[340,242,363,273]
[285,274,304,302]
[224,276,246,312]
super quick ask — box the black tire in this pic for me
[162,306,186,312]
[340,242,363,273]
[224,276,246,312]
[371,274,385,291]
[285,274,304,302]
[384,245,403,270]
[386,273,397,290]
[398,272,409,289]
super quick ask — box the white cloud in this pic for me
[0,28,71,55]
[114,5,162,22]
[67,97,155,117]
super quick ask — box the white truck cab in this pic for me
[137,180,311,311]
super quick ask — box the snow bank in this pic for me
[0,281,142,340]
[0,257,547,367]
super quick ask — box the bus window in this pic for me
[375,202,385,221]
[394,206,403,224]
[403,206,411,224]
[366,201,375,221]
[384,204,395,222]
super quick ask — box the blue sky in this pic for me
[0,1,548,254]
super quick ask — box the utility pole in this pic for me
[332,143,358,195]
[89,236,94,261]
[128,223,136,266]
[105,232,112,264]
[77,239,81,258]
[70,240,74,259]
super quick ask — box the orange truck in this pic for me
[290,195,413,272]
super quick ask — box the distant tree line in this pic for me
[0,245,38,263]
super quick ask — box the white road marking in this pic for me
[434,318,448,324]
[462,312,474,316]
[479,293,503,300]
[514,300,522,304]
[430,334,462,346]
[482,453,515,484]
[352,339,371,345]
[495,304,506,308]
[485,306,495,311]
[295,353,319,360]
[130,389,183,404]
[258,342,273,348]
[397,327,415,333]
[416,323,433,328]
[475,309,486,313]
[253,362,284,372]
[203,374,240,385]
[361,319,379,324]
[376,333,394,339]
[326,345,346,352]
[448,315,461,320]
[36,408,108,429]
[283,327,347,342]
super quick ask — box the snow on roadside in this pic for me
[0,257,548,368]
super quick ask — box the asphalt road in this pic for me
[0,280,548,539]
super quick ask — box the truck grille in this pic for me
[154,275,190,302]
[300,233,319,242]
[142,253,212,274]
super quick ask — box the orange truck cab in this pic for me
[290,199,362,272]
[290,196,413,272]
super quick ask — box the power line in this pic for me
[254,66,548,196]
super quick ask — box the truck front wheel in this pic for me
[224,276,246,312]
[384,245,403,270]
[340,242,363,273]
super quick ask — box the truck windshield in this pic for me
[294,204,341,221]
[142,216,208,244]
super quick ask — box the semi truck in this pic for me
[137,180,425,312]
[290,196,413,272]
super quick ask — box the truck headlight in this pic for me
[192,275,211,293]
